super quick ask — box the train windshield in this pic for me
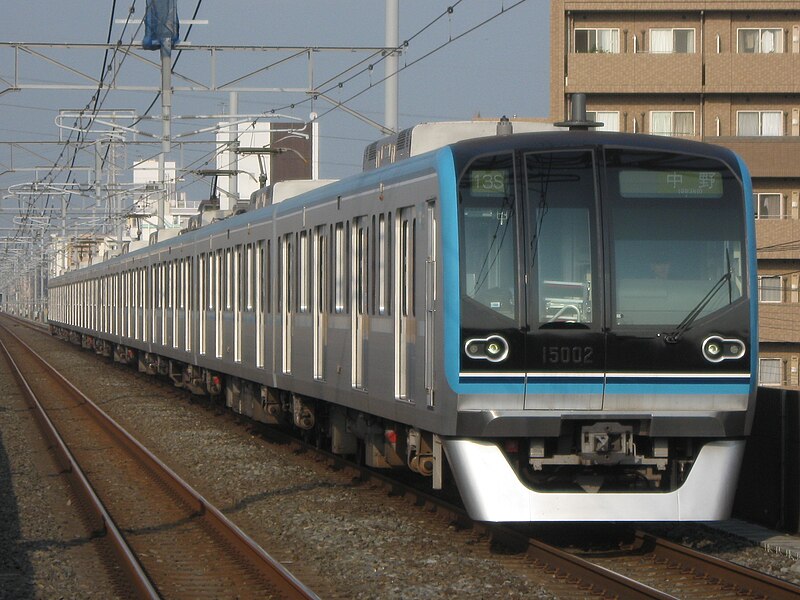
[459,153,519,322]
[458,147,746,334]
[606,149,745,327]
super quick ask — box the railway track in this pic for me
[5,314,800,598]
[0,318,317,600]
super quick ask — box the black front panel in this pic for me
[603,149,749,373]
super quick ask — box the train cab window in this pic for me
[459,154,518,322]
[606,150,745,327]
[526,150,597,327]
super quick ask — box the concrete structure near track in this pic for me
[550,0,800,388]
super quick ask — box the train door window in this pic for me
[215,250,223,359]
[378,214,388,315]
[401,217,415,318]
[225,248,233,311]
[234,244,242,363]
[313,226,328,380]
[425,200,437,408]
[266,239,272,314]
[199,253,206,355]
[246,243,254,312]
[352,216,368,389]
[185,257,192,353]
[334,222,346,313]
[281,233,294,374]
[256,240,265,369]
[299,231,309,313]
[524,151,596,327]
[173,260,179,349]
[395,207,415,401]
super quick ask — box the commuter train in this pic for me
[48,118,757,521]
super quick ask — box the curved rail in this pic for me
[0,320,318,599]
[0,331,159,599]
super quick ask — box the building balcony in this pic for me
[759,303,800,344]
[709,137,800,179]
[566,53,800,95]
[705,53,800,94]
[756,218,800,261]
[566,53,701,94]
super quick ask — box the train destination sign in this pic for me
[619,169,724,198]
[470,169,509,196]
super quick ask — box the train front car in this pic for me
[440,132,756,521]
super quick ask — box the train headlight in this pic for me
[464,335,509,362]
[702,336,746,363]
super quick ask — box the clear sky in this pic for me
[0,1,551,198]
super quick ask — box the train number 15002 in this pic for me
[541,346,594,365]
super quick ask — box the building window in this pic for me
[650,28,695,53]
[759,358,783,386]
[759,275,783,303]
[587,111,620,132]
[575,28,620,53]
[754,193,783,219]
[738,28,784,54]
[650,111,694,136]
[737,111,783,136]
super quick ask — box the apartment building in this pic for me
[550,0,800,388]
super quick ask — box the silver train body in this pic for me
[49,124,757,521]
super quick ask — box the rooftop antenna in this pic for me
[554,93,603,131]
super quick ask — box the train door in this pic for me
[313,225,328,380]
[523,149,604,410]
[395,207,415,401]
[352,216,368,390]
[424,200,437,408]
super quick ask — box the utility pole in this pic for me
[385,0,399,133]
[157,38,172,230]
[228,91,239,210]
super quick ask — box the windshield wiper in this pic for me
[662,270,732,344]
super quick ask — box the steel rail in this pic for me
[0,318,319,600]
[636,531,800,599]
[0,328,159,599]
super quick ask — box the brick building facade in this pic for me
[551,0,800,387]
